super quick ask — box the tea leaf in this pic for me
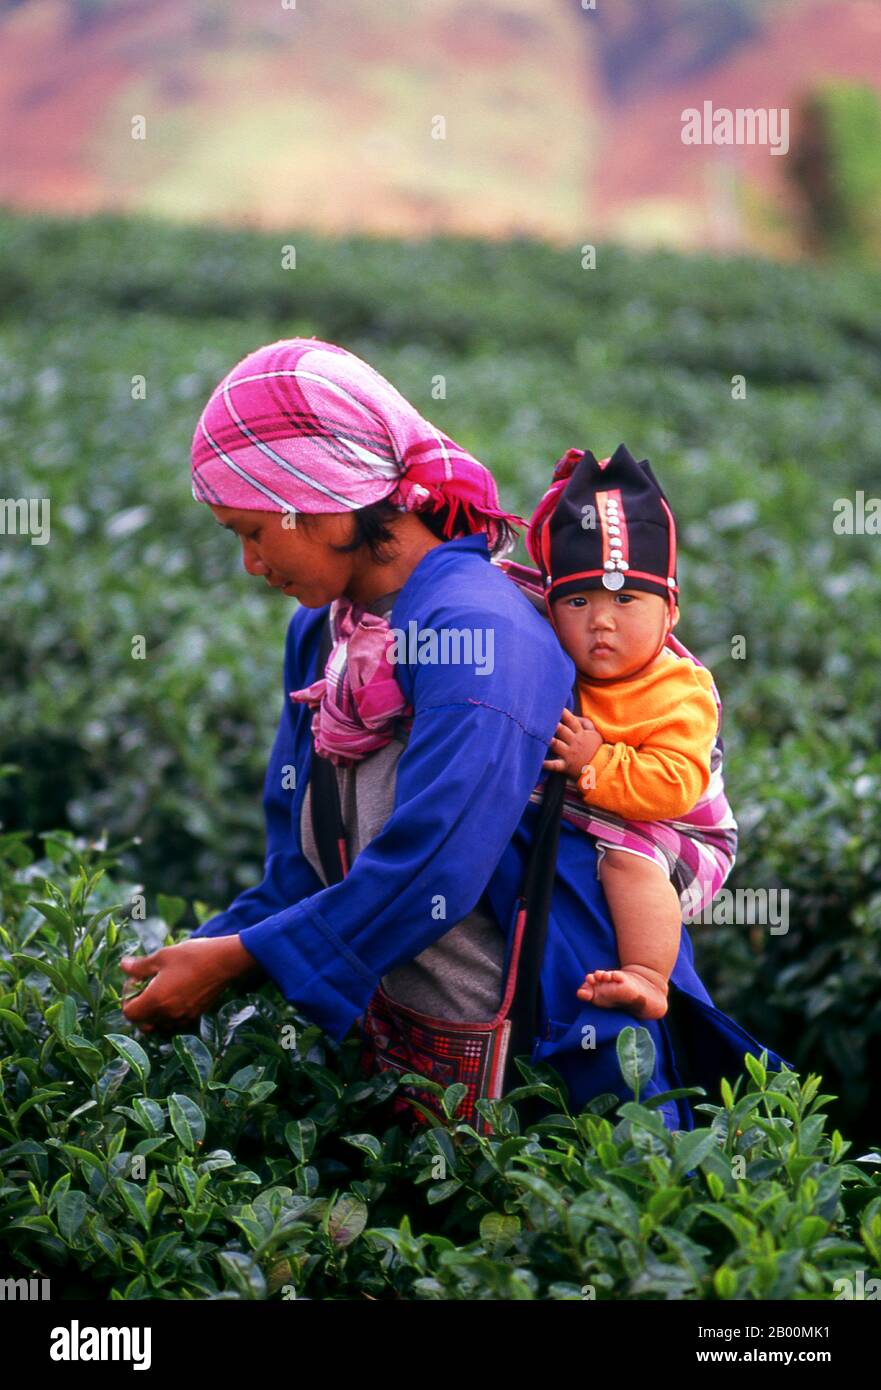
[173,1034,213,1087]
[340,1133,383,1162]
[132,1097,165,1135]
[744,1052,767,1090]
[59,1144,106,1176]
[327,1195,368,1248]
[671,1128,718,1181]
[105,1033,151,1085]
[616,1026,656,1099]
[57,1190,88,1242]
[115,1180,149,1232]
[13,954,69,992]
[218,1251,266,1299]
[168,1093,206,1151]
[479,1212,520,1252]
[442,1083,468,1120]
[284,1119,317,1163]
[32,901,73,933]
[64,1035,104,1077]
[45,996,77,1041]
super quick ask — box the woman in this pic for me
[121,337,788,1130]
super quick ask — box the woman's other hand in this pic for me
[120,936,263,1035]
[542,707,604,778]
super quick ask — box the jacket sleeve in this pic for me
[578,679,718,821]
[238,605,574,1040]
[192,619,323,939]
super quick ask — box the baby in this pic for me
[526,444,738,1022]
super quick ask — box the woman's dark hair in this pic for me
[299,498,517,564]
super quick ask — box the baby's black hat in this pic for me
[527,443,679,612]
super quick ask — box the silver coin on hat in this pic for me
[602,570,625,590]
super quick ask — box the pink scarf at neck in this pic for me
[289,596,412,766]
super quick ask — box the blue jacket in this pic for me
[194,533,791,1129]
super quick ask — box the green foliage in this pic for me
[789,81,881,259]
[1,838,879,1300]
[1,207,880,1143]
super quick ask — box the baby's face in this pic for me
[551,587,677,681]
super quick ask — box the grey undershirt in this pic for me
[299,589,506,1022]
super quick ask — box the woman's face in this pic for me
[208,504,362,607]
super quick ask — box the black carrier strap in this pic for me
[308,613,349,887]
[504,764,568,1072]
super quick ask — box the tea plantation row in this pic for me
[1,834,879,1300]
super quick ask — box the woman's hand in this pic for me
[543,707,604,779]
[120,936,263,1035]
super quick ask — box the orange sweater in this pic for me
[577,648,718,821]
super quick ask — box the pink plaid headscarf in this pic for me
[191,336,521,541]
[191,337,523,764]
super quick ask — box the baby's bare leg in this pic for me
[577,849,682,1020]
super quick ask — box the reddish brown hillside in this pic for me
[0,0,878,251]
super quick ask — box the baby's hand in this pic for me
[543,707,604,779]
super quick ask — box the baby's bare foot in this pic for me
[577,967,669,1020]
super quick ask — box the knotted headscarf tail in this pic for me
[190,336,525,764]
[190,336,525,545]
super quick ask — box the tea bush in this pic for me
[1,833,880,1300]
[1,208,880,1141]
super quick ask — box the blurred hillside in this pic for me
[1,0,880,254]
